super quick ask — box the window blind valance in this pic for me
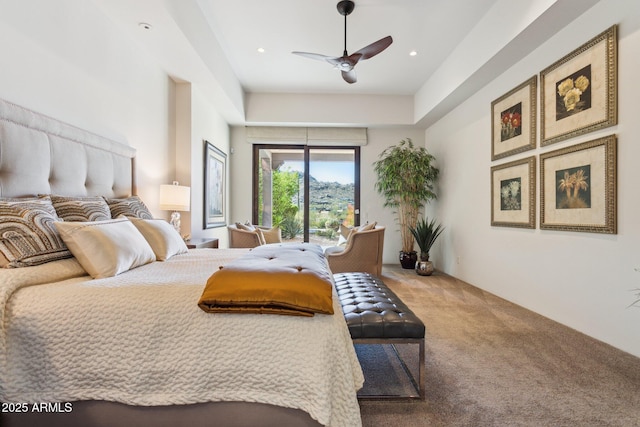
[246,126,367,146]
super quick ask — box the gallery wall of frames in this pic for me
[490,25,617,234]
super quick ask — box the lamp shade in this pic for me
[159,182,190,211]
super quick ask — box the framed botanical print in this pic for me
[540,25,617,146]
[203,140,227,229]
[491,76,537,160]
[491,156,536,229]
[540,135,616,234]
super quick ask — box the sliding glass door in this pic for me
[253,145,360,245]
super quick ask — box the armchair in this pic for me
[324,226,385,276]
[228,223,282,248]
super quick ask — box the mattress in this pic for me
[0,248,364,427]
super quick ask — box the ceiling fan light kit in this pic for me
[292,0,393,84]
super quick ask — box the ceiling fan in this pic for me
[292,0,393,84]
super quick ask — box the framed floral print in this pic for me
[540,135,616,234]
[203,140,227,229]
[540,25,617,146]
[491,76,537,161]
[491,156,536,229]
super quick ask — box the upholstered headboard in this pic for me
[0,98,135,198]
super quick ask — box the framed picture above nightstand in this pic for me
[185,238,219,249]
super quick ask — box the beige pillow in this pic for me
[339,224,352,239]
[129,218,188,261]
[357,221,377,232]
[235,222,254,231]
[345,221,377,246]
[55,218,156,279]
[236,222,265,245]
[260,226,281,244]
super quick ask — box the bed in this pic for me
[0,98,364,427]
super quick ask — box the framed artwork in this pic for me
[540,135,616,234]
[203,140,227,229]
[491,156,536,229]
[491,76,537,160]
[540,25,617,146]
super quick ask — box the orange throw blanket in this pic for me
[198,244,334,316]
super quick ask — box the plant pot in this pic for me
[399,251,418,269]
[415,260,434,276]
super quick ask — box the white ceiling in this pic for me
[196,0,500,95]
[94,0,602,126]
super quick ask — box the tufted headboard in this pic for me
[0,98,135,198]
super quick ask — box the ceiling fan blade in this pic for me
[292,51,339,64]
[342,69,357,84]
[353,35,393,60]
[292,3,391,84]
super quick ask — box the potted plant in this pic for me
[409,217,444,276]
[374,138,439,268]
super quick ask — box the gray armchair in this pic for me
[324,226,385,276]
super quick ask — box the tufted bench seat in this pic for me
[333,272,425,399]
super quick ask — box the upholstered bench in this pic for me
[333,272,425,399]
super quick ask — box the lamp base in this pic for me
[170,211,181,236]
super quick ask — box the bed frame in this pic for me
[0,99,135,199]
[0,98,322,427]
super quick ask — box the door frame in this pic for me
[252,144,361,242]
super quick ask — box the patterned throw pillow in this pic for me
[51,195,111,222]
[105,195,153,219]
[0,196,72,268]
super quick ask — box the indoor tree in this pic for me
[374,138,439,268]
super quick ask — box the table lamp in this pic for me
[159,181,190,236]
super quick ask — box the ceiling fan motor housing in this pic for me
[337,1,355,16]
[292,0,391,84]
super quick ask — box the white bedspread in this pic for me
[0,249,364,427]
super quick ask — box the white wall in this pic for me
[363,128,427,264]
[0,0,232,243]
[175,83,230,245]
[0,0,173,213]
[229,125,425,263]
[426,0,640,357]
[229,126,253,227]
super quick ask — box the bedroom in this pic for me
[0,0,639,425]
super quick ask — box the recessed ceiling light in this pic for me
[139,22,152,30]
[257,47,265,53]
[409,50,418,57]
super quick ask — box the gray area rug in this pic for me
[357,266,640,427]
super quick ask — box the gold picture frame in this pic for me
[491,156,536,229]
[491,76,537,160]
[540,135,616,234]
[540,25,617,146]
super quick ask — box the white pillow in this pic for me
[128,218,188,261]
[55,218,156,279]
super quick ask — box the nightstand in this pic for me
[185,238,219,249]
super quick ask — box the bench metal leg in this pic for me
[354,338,425,400]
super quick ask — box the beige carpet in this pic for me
[358,266,640,427]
